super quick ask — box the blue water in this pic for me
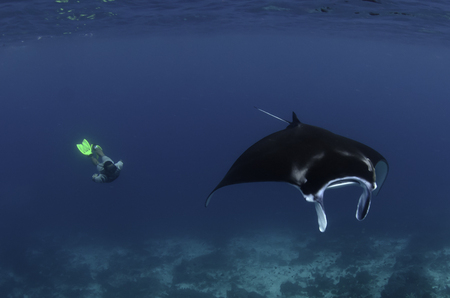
[1,1,450,297]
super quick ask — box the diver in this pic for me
[76,139,123,183]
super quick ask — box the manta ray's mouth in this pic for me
[303,177,375,232]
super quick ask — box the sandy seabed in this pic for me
[1,228,449,298]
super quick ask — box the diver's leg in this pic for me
[94,146,105,158]
[91,156,99,166]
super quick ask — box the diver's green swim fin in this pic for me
[76,139,93,156]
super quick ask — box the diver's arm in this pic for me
[115,160,123,170]
[92,174,107,183]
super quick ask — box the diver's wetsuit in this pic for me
[92,156,123,183]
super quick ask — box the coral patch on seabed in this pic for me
[0,229,448,297]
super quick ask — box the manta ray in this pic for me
[206,108,389,232]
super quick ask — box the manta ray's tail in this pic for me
[254,107,301,128]
[254,107,290,124]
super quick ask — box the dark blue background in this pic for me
[1,35,450,250]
